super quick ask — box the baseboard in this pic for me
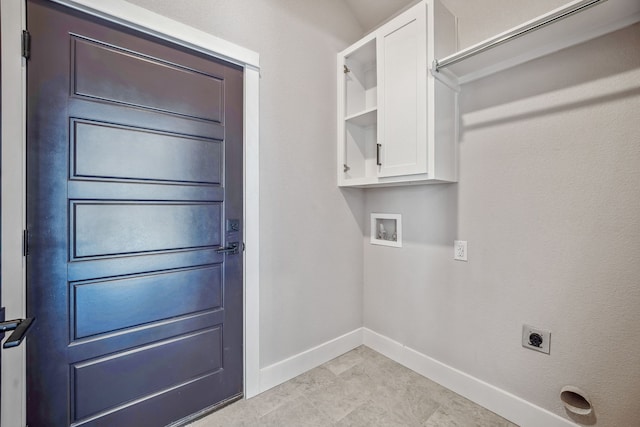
[256,327,577,427]
[362,328,578,427]
[258,328,363,393]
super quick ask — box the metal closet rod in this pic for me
[433,0,607,72]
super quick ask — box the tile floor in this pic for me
[188,346,518,426]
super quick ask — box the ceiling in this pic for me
[344,0,416,32]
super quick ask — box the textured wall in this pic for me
[364,1,640,425]
[125,0,366,367]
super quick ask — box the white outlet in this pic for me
[454,240,467,261]
[522,324,551,354]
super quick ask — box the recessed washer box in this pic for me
[370,213,402,248]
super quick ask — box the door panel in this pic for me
[72,36,224,123]
[72,120,223,185]
[71,202,222,258]
[26,1,243,425]
[377,3,428,178]
[72,266,222,339]
[72,328,222,422]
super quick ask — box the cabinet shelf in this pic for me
[433,0,640,85]
[345,107,377,127]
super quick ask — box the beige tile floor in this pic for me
[188,346,518,426]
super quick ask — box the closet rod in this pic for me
[433,0,606,72]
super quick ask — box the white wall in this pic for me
[364,1,640,426]
[125,0,366,368]
[123,1,640,425]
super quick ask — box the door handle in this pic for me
[1,317,35,349]
[216,242,240,255]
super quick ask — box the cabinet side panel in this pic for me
[434,82,458,182]
[433,0,458,59]
[433,0,458,182]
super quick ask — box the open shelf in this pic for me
[344,38,377,117]
[433,0,640,84]
[345,107,377,127]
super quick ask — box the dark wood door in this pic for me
[26,1,244,425]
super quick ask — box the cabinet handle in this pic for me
[376,144,382,166]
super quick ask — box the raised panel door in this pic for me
[377,2,428,178]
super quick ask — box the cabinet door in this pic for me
[377,2,428,178]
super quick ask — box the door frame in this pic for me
[0,1,261,425]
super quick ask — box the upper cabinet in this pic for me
[337,0,458,188]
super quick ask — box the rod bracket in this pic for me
[432,59,440,73]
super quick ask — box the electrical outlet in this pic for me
[454,240,467,261]
[522,324,551,354]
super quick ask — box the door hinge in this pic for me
[23,229,29,256]
[22,30,31,59]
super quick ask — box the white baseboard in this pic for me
[256,327,577,427]
[258,328,363,393]
[362,328,578,427]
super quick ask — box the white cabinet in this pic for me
[337,0,458,188]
